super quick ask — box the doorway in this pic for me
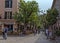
[4,24,13,32]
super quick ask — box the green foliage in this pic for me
[38,8,59,29]
[46,8,59,26]
[38,14,47,28]
[13,0,39,28]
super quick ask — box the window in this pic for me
[10,12,12,19]
[5,0,12,8]
[5,12,7,19]
[4,11,12,19]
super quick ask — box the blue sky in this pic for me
[25,0,53,11]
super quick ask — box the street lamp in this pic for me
[39,10,46,14]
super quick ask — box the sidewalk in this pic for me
[0,34,40,43]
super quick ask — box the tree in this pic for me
[46,8,59,39]
[13,0,39,33]
[37,14,47,29]
[46,8,59,26]
[39,8,59,33]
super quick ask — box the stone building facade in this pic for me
[52,0,60,30]
[0,0,19,32]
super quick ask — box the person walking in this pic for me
[49,29,52,40]
[45,28,49,39]
[37,28,40,34]
[33,28,36,36]
[2,26,8,40]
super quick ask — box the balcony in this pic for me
[0,19,15,21]
[0,18,15,24]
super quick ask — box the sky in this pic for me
[25,0,53,12]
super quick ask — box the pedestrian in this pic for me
[2,26,8,40]
[37,27,40,34]
[33,28,36,36]
[45,28,49,39]
[49,29,52,40]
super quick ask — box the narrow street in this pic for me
[0,34,39,43]
[0,31,60,43]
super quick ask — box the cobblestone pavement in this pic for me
[35,32,60,43]
[0,34,40,43]
[0,32,60,43]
